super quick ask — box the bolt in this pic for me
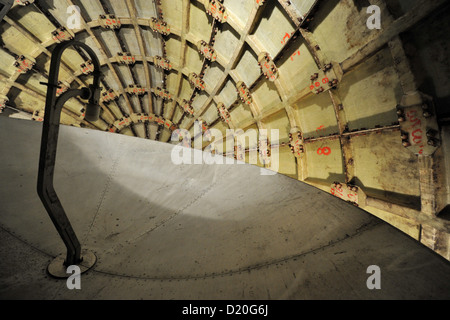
[428,138,438,147]
[423,111,432,118]
[402,141,411,147]
[322,63,332,72]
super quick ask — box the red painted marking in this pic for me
[316,125,325,133]
[406,110,425,153]
[290,50,301,61]
[281,33,290,44]
[412,128,423,144]
[347,193,356,201]
[209,3,224,16]
[331,186,344,198]
[406,110,421,128]
[317,147,331,156]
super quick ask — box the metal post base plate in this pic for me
[47,250,97,279]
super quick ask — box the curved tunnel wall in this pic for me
[0,0,449,261]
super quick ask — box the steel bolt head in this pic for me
[428,139,438,147]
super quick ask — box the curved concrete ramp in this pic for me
[1,117,449,300]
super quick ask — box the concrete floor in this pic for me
[0,117,449,299]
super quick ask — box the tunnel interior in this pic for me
[0,0,450,300]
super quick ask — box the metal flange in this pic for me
[47,249,97,279]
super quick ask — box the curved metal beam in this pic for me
[0,0,13,22]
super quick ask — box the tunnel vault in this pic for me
[0,0,449,261]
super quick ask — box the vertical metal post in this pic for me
[37,41,102,277]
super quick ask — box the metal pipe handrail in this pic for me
[37,41,102,268]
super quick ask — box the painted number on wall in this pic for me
[290,50,301,61]
[317,147,331,156]
[406,109,424,155]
